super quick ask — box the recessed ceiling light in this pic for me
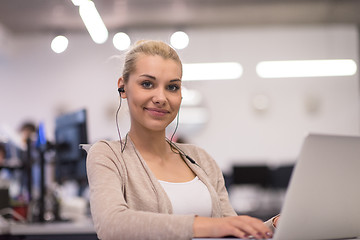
[170,31,189,50]
[113,32,131,51]
[51,35,68,53]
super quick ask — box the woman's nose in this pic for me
[152,88,167,106]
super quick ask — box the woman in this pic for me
[87,40,277,240]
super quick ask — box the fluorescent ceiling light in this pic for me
[256,59,357,78]
[182,62,243,81]
[71,0,87,6]
[79,1,108,44]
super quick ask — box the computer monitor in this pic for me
[54,109,88,189]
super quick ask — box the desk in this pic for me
[1,217,97,240]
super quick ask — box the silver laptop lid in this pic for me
[274,134,360,240]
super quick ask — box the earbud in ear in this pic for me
[118,88,125,93]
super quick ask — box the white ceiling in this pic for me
[1,0,360,34]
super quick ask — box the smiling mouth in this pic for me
[145,107,170,116]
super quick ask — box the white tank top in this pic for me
[159,176,212,217]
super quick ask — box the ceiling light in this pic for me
[256,59,357,78]
[51,35,68,53]
[79,1,108,44]
[170,31,189,50]
[182,62,243,81]
[113,32,131,51]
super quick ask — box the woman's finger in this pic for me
[233,216,273,239]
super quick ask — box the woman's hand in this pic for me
[193,215,273,239]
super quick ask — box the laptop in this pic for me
[273,133,360,240]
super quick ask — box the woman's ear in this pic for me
[117,77,127,98]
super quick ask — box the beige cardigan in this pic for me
[86,138,275,240]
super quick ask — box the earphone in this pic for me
[116,87,127,152]
[167,139,199,166]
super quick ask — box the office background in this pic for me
[0,0,359,174]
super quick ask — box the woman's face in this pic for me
[121,54,182,133]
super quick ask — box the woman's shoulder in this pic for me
[87,140,121,156]
[91,139,119,148]
[176,142,207,155]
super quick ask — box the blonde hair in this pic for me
[122,40,182,83]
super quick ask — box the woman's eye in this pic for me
[167,84,180,92]
[141,81,153,89]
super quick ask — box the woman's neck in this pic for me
[128,128,169,157]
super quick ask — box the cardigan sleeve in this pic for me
[86,141,195,240]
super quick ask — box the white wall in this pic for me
[0,25,358,172]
